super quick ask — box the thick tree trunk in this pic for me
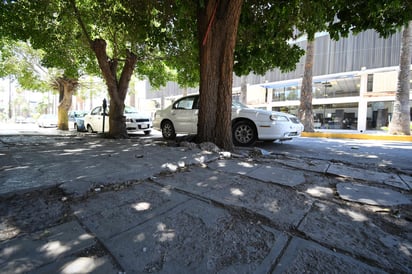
[389,22,411,135]
[56,77,77,130]
[299,39,315,132]
[91,39,137,138]
[197,0,243,151]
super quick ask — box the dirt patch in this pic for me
[0,187,71,241]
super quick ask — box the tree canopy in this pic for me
[1,0,412,144]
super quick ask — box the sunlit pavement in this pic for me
[0,127,411,273]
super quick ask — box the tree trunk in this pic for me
[91,39,137,138]
[389,22,411,135]
[197,0,243,151]
[56,77,77,130]
[299,38,315,132]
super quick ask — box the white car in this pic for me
[37,114,58,128]
[153,94,303,146]
[84,105,152,135]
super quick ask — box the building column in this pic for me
[357,70,368,132]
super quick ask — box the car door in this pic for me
[170,95,198,134]
[88,106,109,132]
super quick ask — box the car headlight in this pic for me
[270,114,288,121]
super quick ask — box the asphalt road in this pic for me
[257,137,412,174]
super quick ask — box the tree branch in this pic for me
[69,0,92,45]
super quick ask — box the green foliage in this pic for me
[327,0,412,39]
[0,40,49,92]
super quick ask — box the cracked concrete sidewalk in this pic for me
[0,135,411,273]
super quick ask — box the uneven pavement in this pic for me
[0,134,411,273]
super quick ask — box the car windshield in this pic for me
[124,106,138,114]
[232,100,249,109]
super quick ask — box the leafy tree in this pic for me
[0,1,93,130]
[166,0,304,150]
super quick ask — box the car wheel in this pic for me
[144,130,151,135]
[87,125,94,133]
[161,120,176,139]
[232,120,257,146]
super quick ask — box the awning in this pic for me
[261,81,300,89]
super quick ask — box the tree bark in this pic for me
[389,22,411,135]
[91,39,137,138]
[299,38,315,132]
[56,77,77,130]
[197,0,243,151]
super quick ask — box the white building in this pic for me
[142,29,411,132]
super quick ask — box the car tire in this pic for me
[232,120,257,146]
[87,125,94,133]
[144,130,151,135]
[161,120,176,139]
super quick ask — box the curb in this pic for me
[301,132,412,142]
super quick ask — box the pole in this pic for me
[102,98,107,133]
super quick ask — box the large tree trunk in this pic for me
[91,39,137,138]
[299,38,315,132]
[389,22,411,135]
[56,77,77,130]
[197,0,243,151]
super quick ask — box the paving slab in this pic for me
[272,157,330,173]
[327,163,408,190]
[0,138,218,196]
[72,182,190,240]
[105,198,289,273]
[399,173,412,190]
[155,166,313,230]
[30,255,120,274]
[208,159,306,187]
[247,165,306,187]
[207,159,261,175]
[298,201,412,273]
[273,237,386,273]
[336,183,412,206]
[0,221,96,274]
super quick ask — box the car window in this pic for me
[173,96,196,110]
[232,100,249,109]
[91,107,101,115]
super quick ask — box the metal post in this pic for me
[102,98,107,133]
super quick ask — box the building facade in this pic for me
[144,29,411,132]
[236,30,411,132]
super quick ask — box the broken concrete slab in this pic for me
[298,201,412,273]
[29,255,120,274]
[152,166,234,196]
[247,164,306,187]
[272,157,330,173]
[154,166,313,230]
[208,159,261,175]
[273,237,386,273]
[208,159,306,187]
[336,183,412,206]
[71,182,190,240]
[399,173,412,190]
[327,164,408,190]
[0,221,95,274]
[105,199,289,273]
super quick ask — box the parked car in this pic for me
[153,94,304,146]
[84,105,152,135]
[68,110,88,132]
[37,114,58,128]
